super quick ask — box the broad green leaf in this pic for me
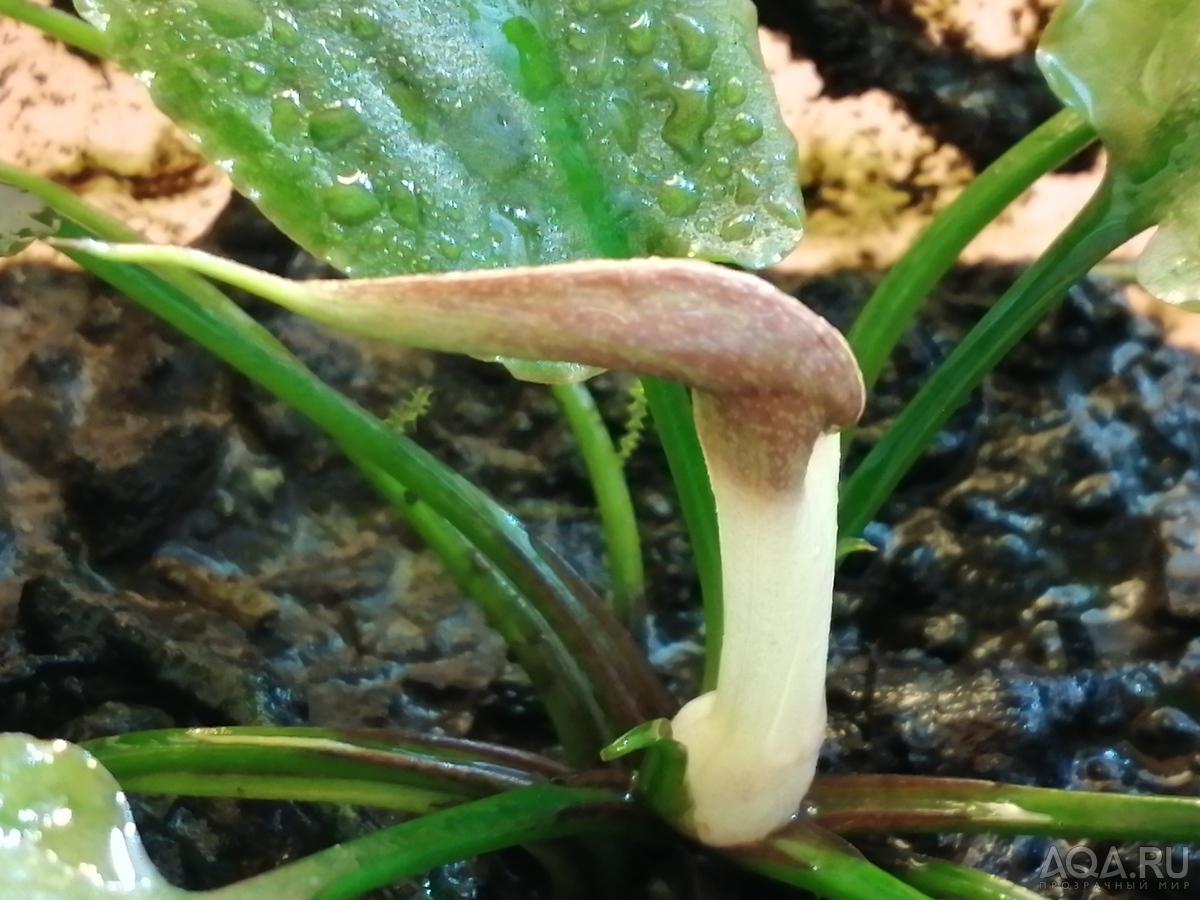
[1038,0,1200,306]
[0,733,188,899]
[74,0,803,275]
[0,183,61,255]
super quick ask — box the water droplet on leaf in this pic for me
[439,235,465,260]
[658,174,701,216]
[270,92,305,142]
[766,196,804,229]
[322,175,382,225]
[720,76,747,106]
[730,113,763,145]
[661,79,715,163]
[612,95,641,153]
[271,10,302,47]
[632,57,671,99]
[625,12,656,57]
[308,101,367,151]
[386,67,431,136]
[349,8,382,38]
[1137,211,1200,309]
[567,22,595,52]
[735,170,761,205]
[239,61,272,94]
[389,180,422,229]
[671,14,716,70]
[719,213,755,242]
[195,0,264,38]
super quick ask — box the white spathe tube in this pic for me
[669,430,842,847]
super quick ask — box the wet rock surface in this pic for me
[813,272,1200,899]
[0,257,575,894]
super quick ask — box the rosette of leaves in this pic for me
[1038,0,1200,306]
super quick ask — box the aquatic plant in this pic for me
[2,0,1200,897]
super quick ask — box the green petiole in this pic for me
[0,0,108,56]
[551,380,646,626]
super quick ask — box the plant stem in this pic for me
[212,786,650,900]
[840,177,1145,537]
[551,381,646,626]
[0,0,108,56]
[641,376,722,690]
[848,109,1097,390]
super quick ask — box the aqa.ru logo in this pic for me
[1038,845,1190,892]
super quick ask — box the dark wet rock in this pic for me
[62,422,226,557]
[17,574,301,727]
[1133,707,1200,760]
[805,267,1200,897]
[57,700,176,743]
[0,266,230,559]
[826,662,1163,782]
[131,796,340,893]
[828,277,1200,678]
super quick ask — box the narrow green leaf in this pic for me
[75,0,803,272]
[0,733,188,900]
[810,773,1200,843]
[836,536,875,561]
[840,182,1138,538]
[641,377,722,690]
[347,456,613,762]
[731,820,937,900]
[85,726,565,812]
[0,0,109,57]
[879,849,1045,900]
[846,109,1095,391]
[0,183,61,255]
[223,784,651,900]
[600,719,688,821]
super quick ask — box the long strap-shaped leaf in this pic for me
[811,774,1200,843]
[86,726,567,812]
